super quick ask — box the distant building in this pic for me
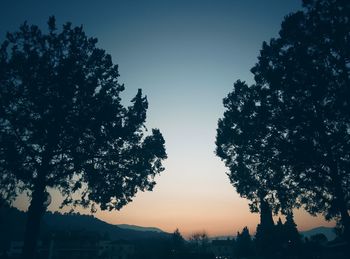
[210,239,234,259]
[48,234,99,259]
[98,240,135,259]
[50,242,98,259]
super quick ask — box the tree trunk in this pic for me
[22,180,46,259]
[260,199,274,228]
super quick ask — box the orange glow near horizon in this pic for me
[8,0,336,240]
[14,161,336,238]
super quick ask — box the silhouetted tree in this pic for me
[235,227,253,258]
[215,78,300,257]
[274,217,285,253]
[215,80,299,219]
[170,229,186,254]
[284,212,301,247]
[0,17,167,258]
[189,232,209,254]
[250,0,350,242]
[217,0,350,244]
[254,200,276,256]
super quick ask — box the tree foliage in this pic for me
[189,231,209,253]
[170,228,186,255]
[216,0,350,241]
[216,79,299,214]
[0,17,167,258]
[255,213,301,257]
[235,226,254,258]
[252,0,350,239]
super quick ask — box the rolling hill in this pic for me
[0,205,170,250]
[300,226,337,241]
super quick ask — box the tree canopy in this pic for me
[0,17,167,258]
[216,0,350,242]
[216,80,298,214]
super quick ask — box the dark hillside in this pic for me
[0,206,170,252]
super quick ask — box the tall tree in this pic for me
[235,226,254,258]
[217,0,350,243]
[0,17,167,258]
[254,200,276,256]
[251,0,350,242]
[170,228,186,256]
[216,80,299,216]
[189,231,210,254]
[283,212,301,248]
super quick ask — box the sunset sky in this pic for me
[1,0,335,237]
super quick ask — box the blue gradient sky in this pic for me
[1,0,334,236]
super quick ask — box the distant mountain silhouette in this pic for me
[300,226,337,241]
[42,211,170,240]
[117,224,164,233]
[0,206,170,251]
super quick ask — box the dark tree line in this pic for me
[0,17,167,258]
[216,0,350,244]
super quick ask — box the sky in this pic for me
[0,0,335,237]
